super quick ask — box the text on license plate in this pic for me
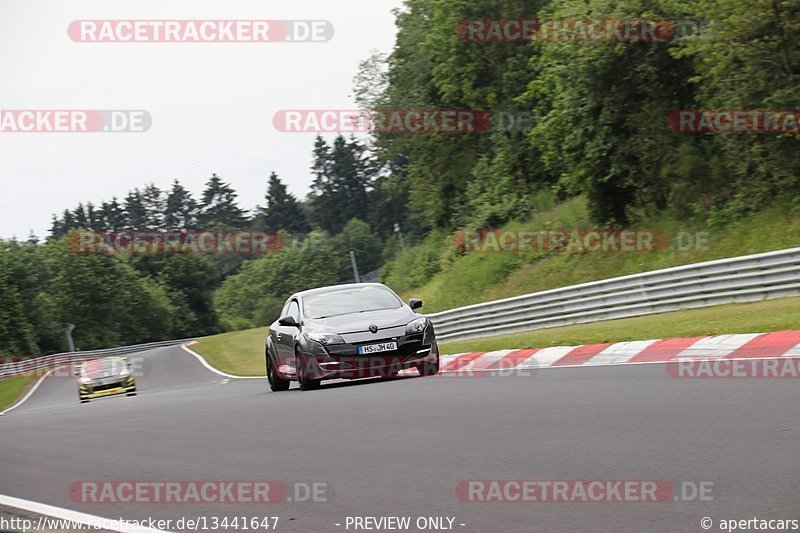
[358,341,398,355]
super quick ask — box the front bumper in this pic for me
[78,376,136,399]
[298,330,438,380]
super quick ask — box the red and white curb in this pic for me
[418,331,800,374]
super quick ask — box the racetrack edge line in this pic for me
[0,369,54,416]
[0,493,172,533]
[180,343,264,380]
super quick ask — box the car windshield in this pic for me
[81,359,125,377]
[303,286,402,319]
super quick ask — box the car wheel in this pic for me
[127,389,137,397]
[295,351,320,391]
[417,348,440,376]
[266,348,290,392]
[79,397,89,403]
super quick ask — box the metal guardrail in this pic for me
[0,338,192,379]
[427,247,800,343]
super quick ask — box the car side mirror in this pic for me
[409,298,423,310]
[278,316,300,328]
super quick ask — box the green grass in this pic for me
[191,327,268,377]
[0,375,37,412]
[439,296,800,354]
[186,296,800,373]
[391,199,800,313]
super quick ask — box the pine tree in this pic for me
[99,198,126,231]
[50,215,64,239]
[257,172,309,233]
[86,202,100,230]
[308,135,371,234]
[61,210,76,232]
[141,183,165,229]
[198,174,246,228]
[73,204,89,229]
[124,190,147,229]
[164,180,198,230]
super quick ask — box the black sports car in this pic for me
[266,283,439,391]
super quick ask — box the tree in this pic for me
[0,240,41,355]
[141,183,165,229]
[129,253,220,337]
[667,0,800,218]
[213,232,340,330]
[49,215,64,239]
[307,135,372,234]
[198,174,246,228]
[124,189,147,229]
[526,0,696,225]
[334,218,384,281]
[99,198,126,231]
[164,180,198,230]
[256,172,310,233]
[41,235,179,349]
[352,49,389,110]
[73,203,89,229]
[86,203,100,230]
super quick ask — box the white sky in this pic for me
[0,0,401,238]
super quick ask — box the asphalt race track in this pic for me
[1,345,798,532]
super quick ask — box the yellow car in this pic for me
[77,357,137,403]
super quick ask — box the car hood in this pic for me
[304,307,420,334]
[81,359,128,379]
[82,369,124,379]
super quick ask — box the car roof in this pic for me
[292,283,391,300]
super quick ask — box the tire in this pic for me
[296,351,320,391]
[127,389,137,397]
[80,399,89,404]
[266,347,290,392]
[417,347,440,376]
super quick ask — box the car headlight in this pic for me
[406,317,428,335]
[305,331,345,345]
[120,367,130,377]
[79,376,93,385]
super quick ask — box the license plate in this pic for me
[358,341,398,355]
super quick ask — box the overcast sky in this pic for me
[0,0,401,239]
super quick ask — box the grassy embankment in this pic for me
[385,198,800,313]
[0,375,37,412]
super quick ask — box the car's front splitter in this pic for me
[79,378,136,399]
